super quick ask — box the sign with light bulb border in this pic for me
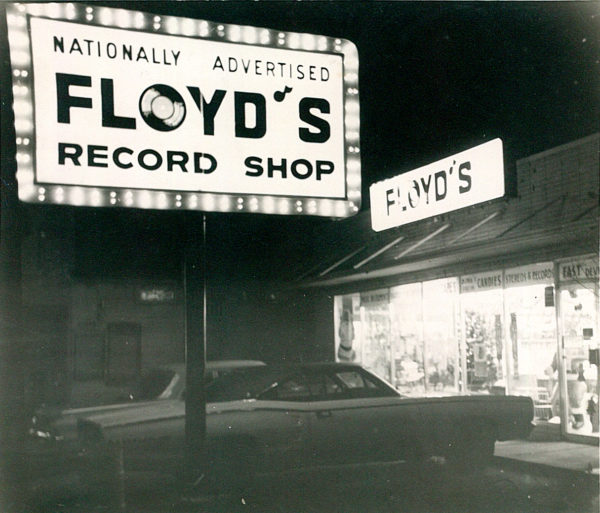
[6,3,361,217]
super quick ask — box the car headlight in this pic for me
[28,414,64,442]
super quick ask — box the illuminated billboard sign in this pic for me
[369,139,504,231]
[6,3,360,217]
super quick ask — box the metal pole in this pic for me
[553,263,569,437]
[184,213,207,490]
[203,214,207,364]
[115,439,126,512]
[421,282,428,392]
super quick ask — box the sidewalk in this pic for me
[494,439,599,475]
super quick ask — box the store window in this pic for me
[359,290,393,383]
[334,291,397,384]
[333,257,600,444]
[558,257,599,438]
[503,263,557,422]
[335,279,460,396]
[422,278,460,394]
[460,271,506,394]
[390,283,424,395]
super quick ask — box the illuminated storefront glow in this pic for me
[334,257,599,439]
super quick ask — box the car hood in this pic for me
[82,400,185,431]
[77,399,261,443]
[34,399,169,442]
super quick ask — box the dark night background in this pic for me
[2,1,599,282]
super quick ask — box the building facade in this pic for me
[297,134,599,443]
[16,206,312,411]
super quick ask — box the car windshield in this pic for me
[205,367,281,403]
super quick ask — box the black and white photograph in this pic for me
[0,1,598,512]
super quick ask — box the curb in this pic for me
[492,455,599,485]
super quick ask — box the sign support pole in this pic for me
[183,212,207,492]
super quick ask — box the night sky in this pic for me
[3,1,599,280]
[113,1,599,188]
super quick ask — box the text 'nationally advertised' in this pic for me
[7,4,361,217]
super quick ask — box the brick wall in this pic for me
[516,133,599,220]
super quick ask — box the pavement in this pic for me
[494,420,599,477]
[134,440,600,513]
[131,438,600,513]
[11,430,600,513]
[489,437,599,513]
[494,439,599,475]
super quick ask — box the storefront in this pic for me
[333,255,599,441]
[309,135,600,444]
[557,257,599,439]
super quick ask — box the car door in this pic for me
[306,367,421,468]
[239,372,313,474]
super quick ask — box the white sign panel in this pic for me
[369,139,504,231]
[6,4,361,217]
[460,270,503,293]
[559,258,599,283]
[504,262,554,288]
[359,289,390,307]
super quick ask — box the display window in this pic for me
[503,263,557,422]
[332,256,599,444]
[359,290,393,383]
[389,283,424,395]
[422,278,460,394]
[559,280,599,437]
[335,281,461,396]
[334,291,394,384]
[460,271,506,394]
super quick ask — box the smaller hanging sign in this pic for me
[369,139,504,231]
[559,258,599,282]
[460,270,503,293]
[504,262,554,288]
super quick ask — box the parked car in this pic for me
[28,360,265,445]
[77,362,534,491]
[24,359,265,502]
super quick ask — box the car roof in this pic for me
[159,361,361,375]
[212,361,368,378]
[269,362,363,372]
[156,360,266,375]
[206,360,266,370]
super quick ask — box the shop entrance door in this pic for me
[560,284,599,439]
